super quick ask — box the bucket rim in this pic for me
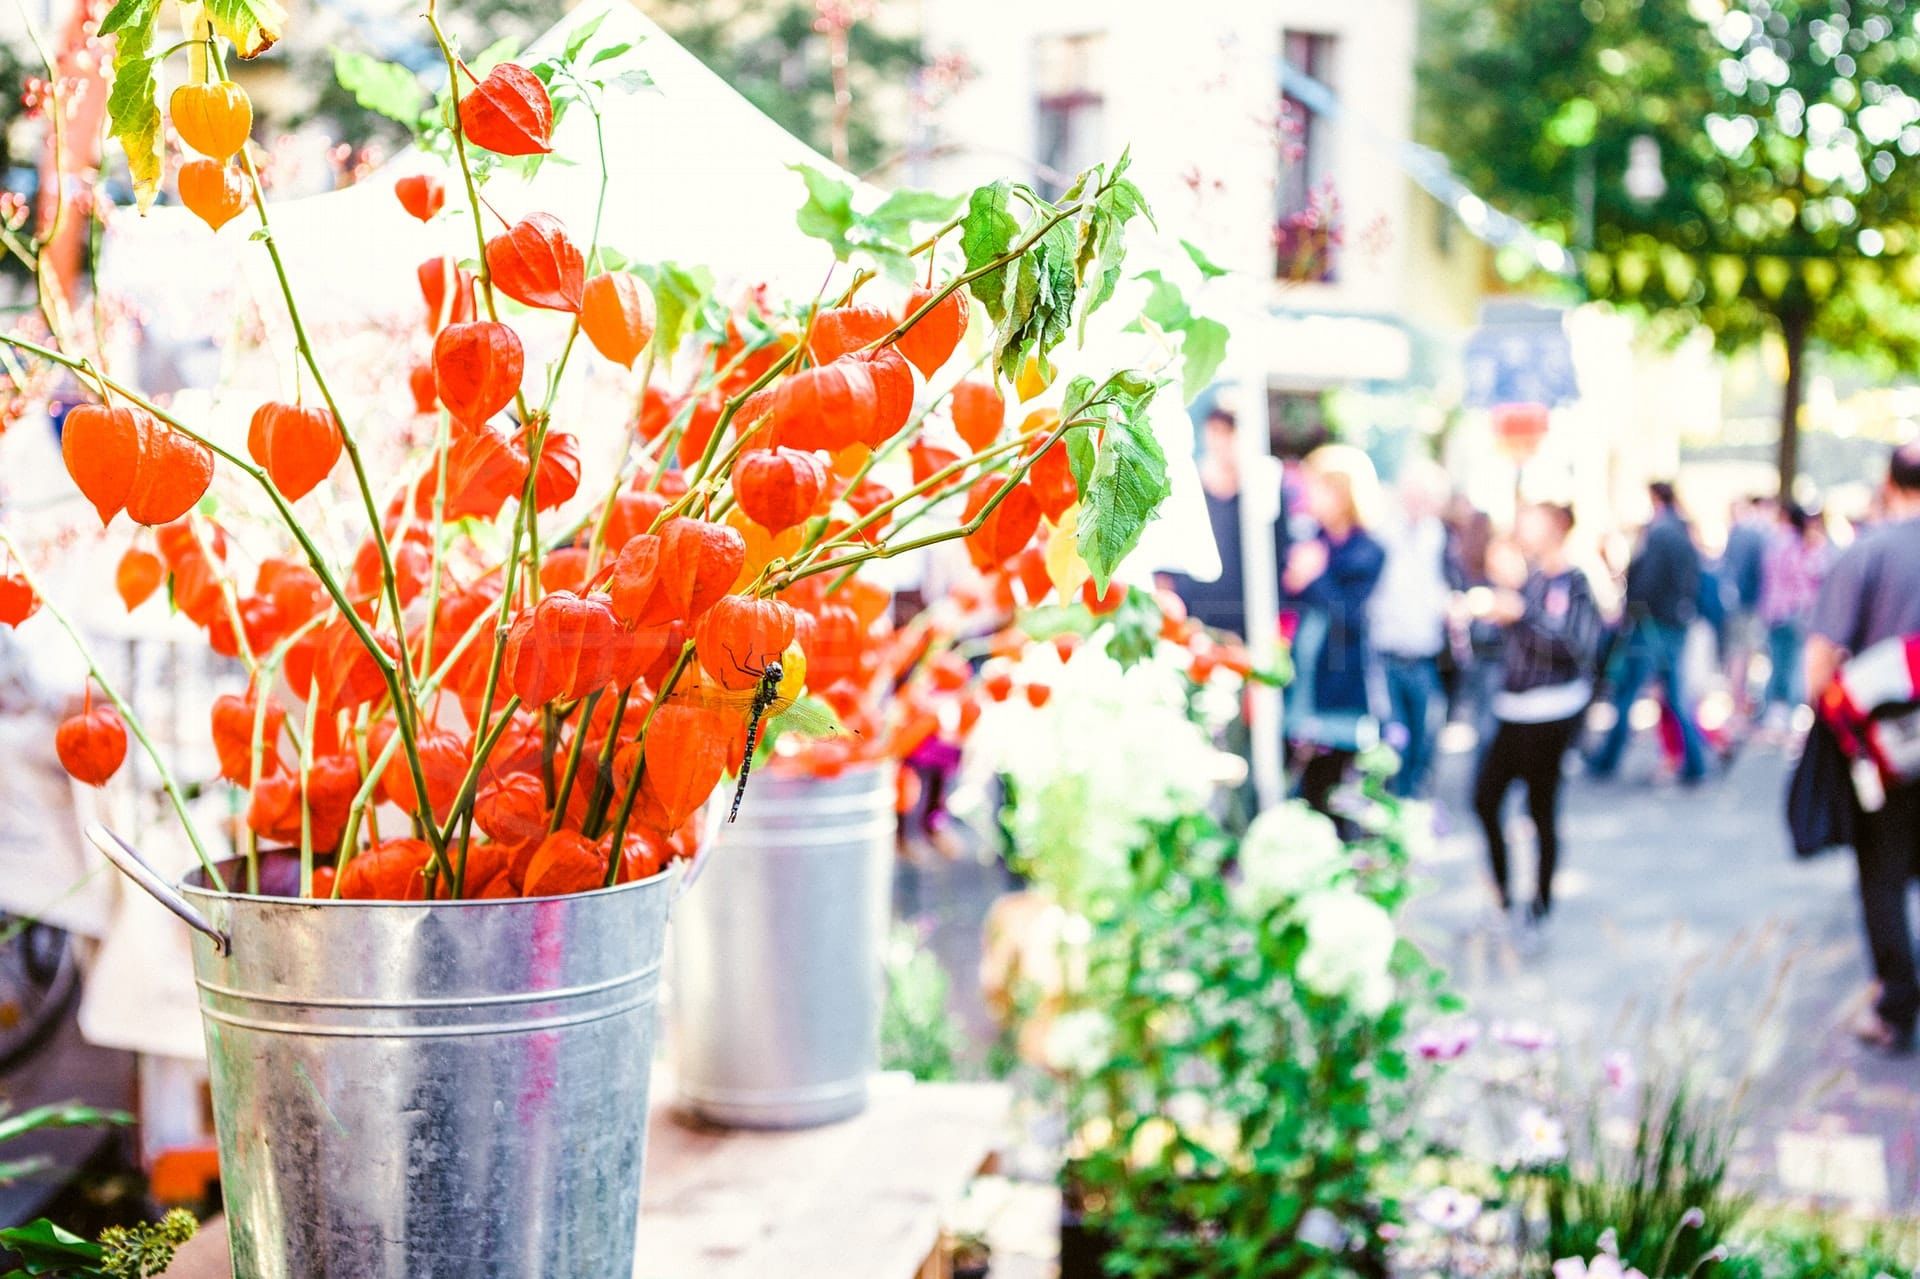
[177,858,679,908]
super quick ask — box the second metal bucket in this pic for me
[106,838,672,1279]
[670,763,896,1129]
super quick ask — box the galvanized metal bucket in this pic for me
[89,827,670,1279]
[670,763,895,1129]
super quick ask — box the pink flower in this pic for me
[1414,1019,1481,1061]
[1603,1049,1636,1091]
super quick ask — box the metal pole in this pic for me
[1235,361,1284,810]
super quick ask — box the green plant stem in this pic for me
[0,334,450,870]
[0,526,224,891]
[547,690,602,834]
[579,685,631,836]
[601,643,694,884]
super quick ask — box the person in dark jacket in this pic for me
[1282,444,1386,821]
[1587,481,1709,783]
[1805,441,1920,1054]
[1473,503,1602,932]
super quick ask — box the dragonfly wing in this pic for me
[769,698,844,738]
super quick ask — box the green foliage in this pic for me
[629,261,723,358]
[1535,1076,1751,1278]
[330,49,427,127]
[1132,271,1230,404]
[789,164,962,282]
[1,1208,198,1279]
[1057,793,1448,1278]
[1419,0,1920,361]
[1062,371,1172,591]
[879,926,961,1082]
[649,0,924,175]
[96,0,162,212]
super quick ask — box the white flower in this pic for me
[1043,1009,1114,1076]
[1513,1106,1569,1165]
[1551,1256,1648,1279]
[964,639,1228,910]
[1294,889,1397,1015]
[1415,1186,1482,1233]
[1235,801,1349,909]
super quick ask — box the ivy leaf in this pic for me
[1181,238,1229,279]
[202,0,287,57]
[791,163,857,259]
[959,180,1019,325]
[101,0,162,211]
[332,50,425,126]
[1074,371,1171,589]
[563,11,608,61]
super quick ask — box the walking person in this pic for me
[1758,500,1830,730]
[1472,504,1603,935]
[1282,444,1386,824]
[1721,495,1774,718]
[1371,459,1457,798]
[1587,481,1710,784]
[1805,442,1920,1054]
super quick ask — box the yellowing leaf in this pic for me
[1044,508,1089,601]
[101,0,162,211]
[203,0,286,57]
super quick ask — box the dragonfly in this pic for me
[674,648,840,821]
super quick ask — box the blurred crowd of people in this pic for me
[1164,410,1920,1022]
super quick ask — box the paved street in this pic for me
[1409,725,1920,1211]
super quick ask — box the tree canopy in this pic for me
[1420,0,1920,486]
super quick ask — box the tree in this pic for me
[648,0,924,176]
[1420,0,1920,491]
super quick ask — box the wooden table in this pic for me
[162,1078,1010,1278]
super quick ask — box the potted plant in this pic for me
[0,0,1182,1268]
[967,605,1442,1277]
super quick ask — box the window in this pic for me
[1276,30,1337,282]
[1035,32,1105,200]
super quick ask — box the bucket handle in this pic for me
[86,823,231,956]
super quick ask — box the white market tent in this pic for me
[97,0,1217,584]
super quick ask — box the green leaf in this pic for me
[1178,316,1230,402]
[633,261,716,356]
[564,11,608,61]
[94,0,147,36]
[996,215,1077,380]
[469,36,520,76]
[1075,372,1171,589]
[1180,238,1229,280]
[959,181,1019,325]
[202,0,287,58]
[791,163,858,259]
[331,50,425,126]
[102,0,161,212]
[0,1219,104,1269]
[605,68,653,94]
[866,187,963,232]
[589,41,633,65]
